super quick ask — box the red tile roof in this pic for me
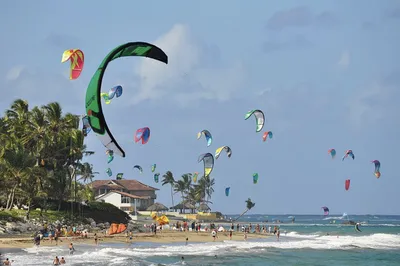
[90,179,158,191]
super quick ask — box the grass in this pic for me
[0,209,69,223]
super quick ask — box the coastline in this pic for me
[0,231,271,248]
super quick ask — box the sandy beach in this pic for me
[0,231,271,248]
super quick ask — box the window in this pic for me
[121,196,130,204]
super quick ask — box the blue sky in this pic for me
[1,0,399,215]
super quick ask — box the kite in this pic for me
[355,223,362,232]
[61,49,84,80]
[82,116,91,136]
[262,131,273,142]
[328,149,336,159]
[253,173,259,184]
[85,42,168,157]
[106,150,114,164]
[108,85,123,99]
[193,172,199,183]
[342,150,355,161]
[375,171,381,178]
[154,173,160,183]
[371,160,380,173]
[151,164,156,173]
[116,173,123,180]
[133,165,143,174]
[197,130,212,147]
[134,127,150,144]
[215,146,232,159]
[321,206,329,216]
[106,168,112,177]
[198,153,214,177]
[225,187,230,197]
[244,109,265,132]
[345,179,350,191]
[101,93,111,105]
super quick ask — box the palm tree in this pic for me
[234,198,256,222]
[162,171,175,208]
[174,179,186,213]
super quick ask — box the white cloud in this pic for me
[6,65,25,81]
[337,50,350,68]
[131,24,246,106]
[347,73,400,129]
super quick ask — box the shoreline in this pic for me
[0,231,272,249]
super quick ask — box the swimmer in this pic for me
[181,256,185,265]
[3,258,13,265]
[53,256,60,265]
[185,237,188,245]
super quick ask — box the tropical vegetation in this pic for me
[161,171,215,213]
[0,99,98,220]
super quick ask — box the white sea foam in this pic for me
[5,233,400,265]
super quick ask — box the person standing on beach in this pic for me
[94,233,98,245]
[211,230,216,241]
[236,224,239,232]
[69,242,75,254]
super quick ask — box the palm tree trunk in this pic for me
[170,185,174,209]
[181,192,185,214]
[233,208,250,222]
[8,185,17,211]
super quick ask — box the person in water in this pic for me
[69,242,75,254]
[3,258,13,265]
[276,229,280,241]
[53,256,60,265]
[60,257,66,264]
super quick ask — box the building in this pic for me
[90,179,158,213]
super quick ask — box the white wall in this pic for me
[96,192,121,208]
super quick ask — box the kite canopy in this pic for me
[61,49,84,80]
[262,131,273,142]
[215,146,232,159]
[154,173,160,183]
[342,150,355,161]
[345,179,350,191]
[198,153,214,177]
[151,164,156,173]
[85,42,168,157]
[106,168,112,177]
[328,148,336,159]
[116,173,123,180]
[225,187,230,197]
[108,85,123,99]
[193,172,199,183]
[245,109,265,132]
[371,160,381,173]
[197,130,212,147]
[135,127,151,144]
[321,206,329,215]
[253,173,259,184]
[133,165,143,174]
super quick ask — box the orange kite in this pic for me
[61,49,84,80]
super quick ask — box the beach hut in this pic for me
[147,202,169,213]
[197,203,211,213]
[169,201,196,214]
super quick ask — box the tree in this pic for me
[234,198,256,222]
[161,171,175,209]
[0,99,96,218]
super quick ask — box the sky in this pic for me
[1,0,399,215]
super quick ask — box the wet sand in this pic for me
[0,231,271,248]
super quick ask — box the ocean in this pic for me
[1,214,399,265]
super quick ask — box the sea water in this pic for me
[1,215,399,265]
